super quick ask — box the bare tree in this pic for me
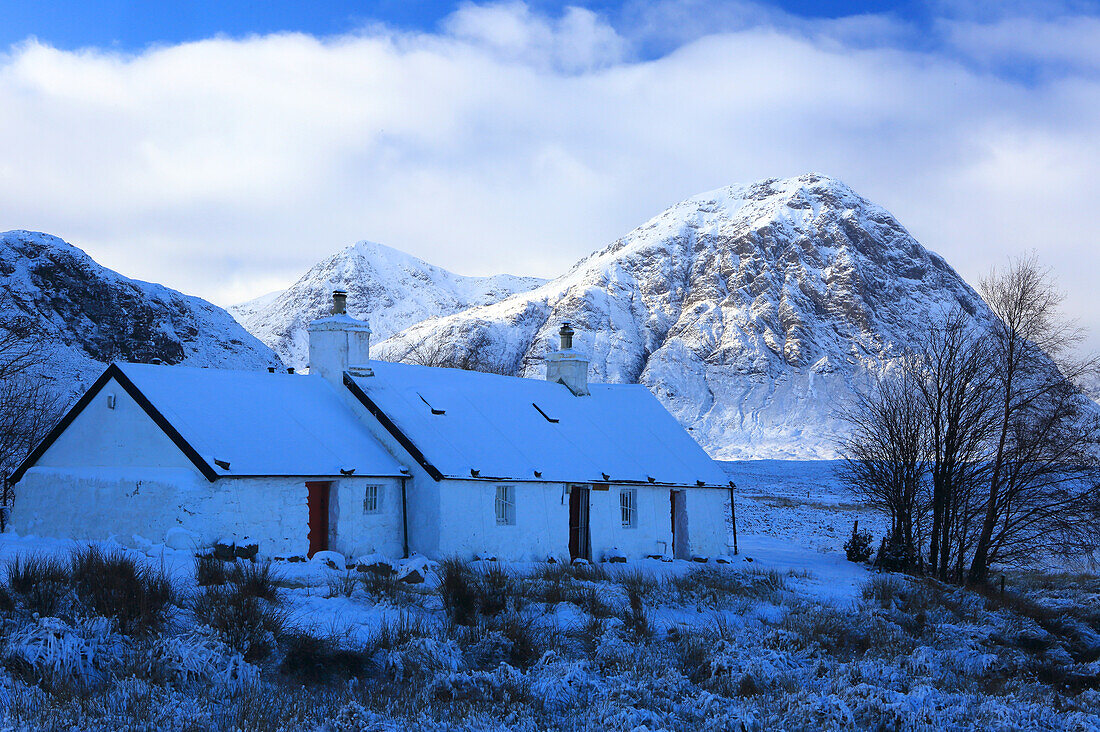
[385,332,515,375]
[908,309,998,582]
[0,292,65,529]
[837,365,929,571]
[968,256,1100,583]
[838,257,1100,584]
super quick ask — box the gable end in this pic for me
[343,371,444,482]
[9,364,219,484]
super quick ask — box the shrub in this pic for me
[492,612,545,669]
[279,630,369,684]
[70,547,174,635]
[844,521,874,563]
[227,561,282,603]
[874,535,918,573]
[360,566,401,601]
[327,571,359,598]
[371,612,433,651]
[617,569,659,602]
[195,554,229,586]
[623,587,652,640]
[192,584,285,662]
[439,558,479,625]
[479,565,516,617]
[7,554,71,617]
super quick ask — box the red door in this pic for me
[306,481,330,557]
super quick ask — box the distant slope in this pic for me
[375,174,990,460]
[231,241,545,371]
[0,230,283,399]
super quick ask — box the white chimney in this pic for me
[545,321,589,396]
[307,289,372,382]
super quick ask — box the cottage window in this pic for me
[495,485,516,526]
[620,489,637,528]
[363,485,382,514]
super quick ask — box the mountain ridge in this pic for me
[370,174,990,459]
[0,230,283,399]
[230,240,546,370]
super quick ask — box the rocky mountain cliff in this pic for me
[373,174,990,459]
[230,241,545,370]
[0,230,282,399]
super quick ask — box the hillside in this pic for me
[0,230,282,399]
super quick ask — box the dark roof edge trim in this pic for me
[10,363,219,484]
[435,475,729,488]
[344,372,444,482]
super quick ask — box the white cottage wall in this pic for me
[435,480,569,560]
[14,469,313,556]
[329,477,405,558]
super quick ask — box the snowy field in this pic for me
[0,462,1095,729]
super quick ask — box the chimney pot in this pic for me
[332,290,348,315]
[287,367,295,374]
[268,367,275,373]
[559,322,574,350]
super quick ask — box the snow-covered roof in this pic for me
[10,362,407,482]
[113,363,405,479]
[345,361,729,487]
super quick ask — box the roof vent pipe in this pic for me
[559,322,574,350]
[332,290,348,315]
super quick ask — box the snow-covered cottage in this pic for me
[10,292,733,562]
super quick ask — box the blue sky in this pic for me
[1,1,929,52]
[2,1,1100,349]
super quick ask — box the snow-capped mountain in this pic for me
[230,240,545,370]
[0,230,282,399]
[374,174,989,460]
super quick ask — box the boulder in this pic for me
[310,550,346,570]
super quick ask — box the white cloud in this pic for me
[2,2,1100,350]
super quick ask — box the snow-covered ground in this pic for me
[0,463,1096,730]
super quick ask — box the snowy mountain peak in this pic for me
[231,240,547,370]
[372,174,987,459]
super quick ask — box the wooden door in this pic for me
[306,481,330,557]
[568,485,590,561]
[671,490,689,559]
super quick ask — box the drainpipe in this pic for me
[728,482,738,556]
[400,472,410,559]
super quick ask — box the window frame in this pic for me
[620,488,638,529]
[495,484,516,526]
[363,484,382,514]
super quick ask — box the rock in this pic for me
[310,550,346,570]
[399,568,425,584]
[571,558,591,567]
[234,543,259,561]
[355,554,395,575]
[691,555,709,563]
[212,541,236,561]
[605,547,627,563]
[475,552,498,562]
[165,528,200,551]
[397,554,434,584]
[715,554,734,565]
